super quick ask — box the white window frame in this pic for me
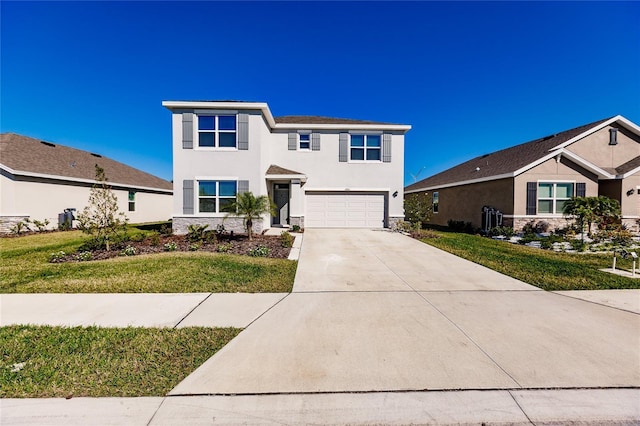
[349,133,382,162]
[196,179,238,215]
[196,114,237,150]
[537,181,574,215]
[299,133,311,150]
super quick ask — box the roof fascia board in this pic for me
[622,166,640,178]
[404,172,514,193]
[2,166,172,193]
[549,115,640,151]
[274,123,411,132]
[266,174,308,182]
[161,101,276,128]
[511,149,614,179]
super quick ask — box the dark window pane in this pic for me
[198,116,215,130]
[300,134,310,141]
[218,115,236,130]
[351,148,364,160]
[128,191,135,201]
[538,200,552,214]
[128,202,135,212]
[366,148,381,161]
[366,135,381,147]
[219,181,237,196]
[300,141,310,149]
[199,198,217,213]
[351,135,364,147]
[219,132,236,147]
[199,181,216,196]
[219,198,236,213]
[199,132,215,147]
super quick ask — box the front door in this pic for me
[273,184,290,226]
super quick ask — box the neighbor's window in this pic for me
[198,115,237,148]
[299,133,310,150]
[433,191,439,214]
[198,181,237,213]
[538,182,573,214]
[128,191,135,212]
[350,134,381,161]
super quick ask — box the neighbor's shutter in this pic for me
[238,113,249,150]
[182,113,193,149]
[288,133,297,150]
[576,182,586,197]
[238,180,249,194]
[526,182,537,215]
[339,133,348,162]
[311,133,321,151]
[183,180,194,214]
[382,133,392,162]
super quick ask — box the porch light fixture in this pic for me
[627,188,635,196]
[393,191,398,198]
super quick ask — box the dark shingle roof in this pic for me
[0,133,172,191]
[405,118,613,192]
[266,165,304,175]
[616,155,640,174]
[274,115,397,125]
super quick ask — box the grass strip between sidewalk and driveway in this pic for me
[417,230,640,291]
[1,231,296,293]
[0,325,240,398]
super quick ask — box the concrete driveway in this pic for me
[172,229,640,395]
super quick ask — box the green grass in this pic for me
[0,231,296,293]
[0,325,240,398]
[418,230,640,291]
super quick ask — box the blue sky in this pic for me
[2,1,639,185]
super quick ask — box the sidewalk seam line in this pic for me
[243,293,290,329]
[145,396,167,426]
[173,293,213,329]
[551,291,640,316]
[508,390,536,425]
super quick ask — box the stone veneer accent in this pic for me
[289,216,304,229]
[173,217,263,236]
[622,218,640,234]
[0,216,29,234]
[389,216,403,230]
[507,217,573,233]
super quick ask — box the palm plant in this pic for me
[228,191,275,240]
[563,196,620,241]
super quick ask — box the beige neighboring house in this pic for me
[405,116,640,233]
[0,133,173,233]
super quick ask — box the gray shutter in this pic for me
[238,180,249,194]
[526,182,537,215]
[382,133,392,162]
[311,133,321,151]
[576,182,586,197]
[339,133,348,162]
[183,180,194,214]
[182,113,193,149]
[238,113,249,150]
[288,133,297,150]
[609,128,618,145]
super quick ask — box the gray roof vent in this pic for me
[90,153,102,158]
[40,141,56,147]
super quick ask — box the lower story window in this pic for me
[433,191,439,213]
[538,182,573,214]
[198,181,237,213]
[128,191,135,212]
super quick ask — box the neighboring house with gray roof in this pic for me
[0,133,173,233]
[405,115,640,233]
[163,100,411,234]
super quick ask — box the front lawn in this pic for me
[0,325,240,397]
[0,231,297,293]
[416,230,640,291]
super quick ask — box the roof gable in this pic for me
[0,133,172,191]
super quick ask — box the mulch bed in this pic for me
[54,233,292,262]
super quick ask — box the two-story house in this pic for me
[162,101,411,234]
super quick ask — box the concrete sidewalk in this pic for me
[0,293,288,328]
[3,388,639,425]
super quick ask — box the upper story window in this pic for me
[198,180,237,213]
[299,134,310,150]
[198,115,237,148]
[350,134,381,161]
[538,182,573,214]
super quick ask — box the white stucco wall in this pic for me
[0,173,172,230]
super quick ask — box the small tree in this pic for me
[563,196,620,241]
[404,192,432,229]
[76,165,128,250]
[228,191,275,241]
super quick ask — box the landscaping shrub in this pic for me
[120,245,137,256]
[447,220,475,234]
[48,251,67,263]
[291,225,301,233]
[187,224,209,242]
[280,231,294,248]
[163,242,177,252]
[248,245,270,257]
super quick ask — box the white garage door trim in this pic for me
[305,191,386,228]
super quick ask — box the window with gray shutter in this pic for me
[576,182,586,197]
[238,113,249,150]
[183,180,194,214]
[339,133,348,162]
[311,133,321,151]
[182,113,193,149]
[238,180,249,194]
[382,133,392,162]
[288,133,297,150]
[609,128,618,145]
[526,182,537,215]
